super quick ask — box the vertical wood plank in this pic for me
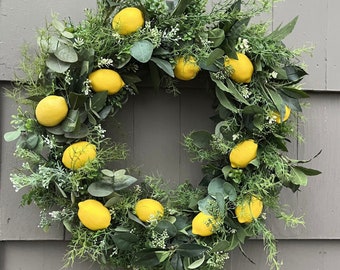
[296,93,340,239]
[179,82,215,186]
[273,0,328,91]
[326,0,340,90]
[132,86,181,185]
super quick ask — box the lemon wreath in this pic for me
[5,0,320,269]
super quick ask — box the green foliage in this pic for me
[4,0,321,270]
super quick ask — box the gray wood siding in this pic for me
[1,0,339,269]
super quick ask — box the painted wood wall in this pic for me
[1,0,339,269]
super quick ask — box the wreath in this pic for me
[4,0,321,269]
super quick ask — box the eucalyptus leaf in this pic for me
[46,55,70,73]
[54,43,78,63]
[105,195,123,207]
[61,30,74,39]
[113,169,127,179]
[46,125,65,136]
[52,19,66,32]
[222,165,232,179]
[189,130,212,148]
[188,256,205,269]
[223,182,237,201]
[208,178,227,199]
[87,181,114,197]
[150,57,174,77]
[130,40,154,63]
[116,53,131,68]
[4,130,21,142]
[114,175,138,190]
[102,169,114,177]
[26,134,39,149]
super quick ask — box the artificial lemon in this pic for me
[224,52,254,83]
[35,95,68,127]
[235,196,263,224]
[229,139,258,168]
[272,105,291,123]
[135,198,164,222]
[88,69,125,95]
[192,212,217,237]
[174,56,200,81]
[112,7,144,35]
[62,141,96,170]
[78,199,111,230]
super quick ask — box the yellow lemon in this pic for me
[229,139,258,168]
[35,95,68,127]
[224,52,254,83]
[62,141,96,170]
[78,199,111,230]
[192,212,217,237]
[174,56,200,81]
[272,105,291,123]
[88,69,125,95]
[235,196,263,224]
[112,7,144,35]
[135,198,164,222]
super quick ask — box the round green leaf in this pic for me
[54,43,78,63]
[4,130,21,142]
[46,55,70,73]
[130,40,154,63]
[88,181,114,197]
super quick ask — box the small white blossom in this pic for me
[235,38,251,53]
[94,124,106,138]
[82,79,92,95]
[232,133,241,141]
[98,57,114,68]
[64,70,72,85]
[49,211,60,219]
[240,85,251,98]
[270,71,278,79]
